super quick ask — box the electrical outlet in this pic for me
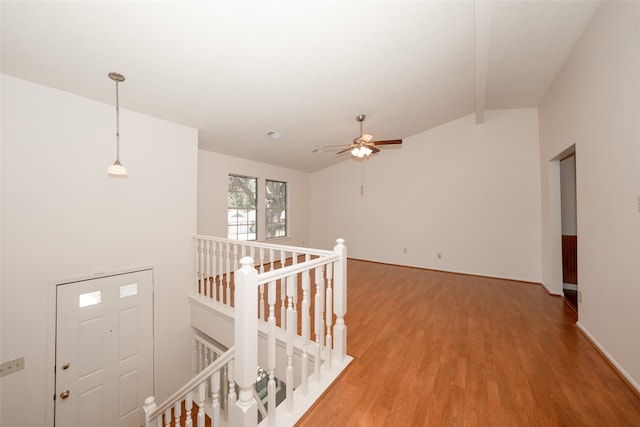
[0,357,25,377]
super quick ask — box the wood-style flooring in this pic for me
[296,259,640,427]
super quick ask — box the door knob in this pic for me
[59,390,70,400]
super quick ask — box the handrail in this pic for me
[257,252,340,285]
[146,346,236,421]
[253,388,268,420]
[194,234,334,257]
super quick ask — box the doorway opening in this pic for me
[559,152,578,311]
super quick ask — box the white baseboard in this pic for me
[576,321,640,395]
[563,283,578,291]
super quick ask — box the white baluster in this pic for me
[233,243,239,272]
[164,407,171,427]
[286,275,296,412]
[210,240,216,300]
[300,263,310,395]
[259,247,265,321]
[280,250,286,328]
[208,240,214,298]
[174,400,182,427]
[269,248,275,273]
[192,338,197,376]
[217,241,223,302]
[212,370,221,427]
[325,262,333,370]
[199,239,205,297]
[333,238,348,361]
[194,238,200,296]
[185,392,193,427]
[267,279,277,427]
[227,360,236,426]
[197,382,205,427]
[225,243,231,306]
[292,253,298,311]
[206,349,212,399]
[314,266,324,381]
[234,257,258,427]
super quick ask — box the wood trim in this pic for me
[562,235,578,284]
[576,322,640,401]
[346,257,544,287]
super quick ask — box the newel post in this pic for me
[333,238,347,361]
[143,396,156,427]
[234,256,258,427]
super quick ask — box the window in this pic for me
[79,291,101,308]
[228,174,257,240]
[265,179,287,239]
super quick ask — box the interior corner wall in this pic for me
[538,1,640,390]
[0,75,198,426]
[310,108,542,283]
[197,149,311,247]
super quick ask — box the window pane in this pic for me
[228,174,257,240]
[120,283,138,298]
[265,180,287,239]
[79,291,101,308]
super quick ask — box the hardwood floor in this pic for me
[296,259,640,427]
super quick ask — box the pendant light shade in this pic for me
[107,72,127,177]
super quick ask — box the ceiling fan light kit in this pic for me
[351,145,372,158]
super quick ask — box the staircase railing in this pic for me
[192,236,348,364]
[145,236,348,427]
[143,346,236,427]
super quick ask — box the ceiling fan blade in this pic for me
[372,139,403,146]
[361,133,374,143]
[336,147,353,155]
[370,146,380,153]
[324,144,351,149]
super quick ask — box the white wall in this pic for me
[560,155,577,236]
[198,149,311,247]
[0,75,198,426]
[310,109,542,283]
[538,1,640,389]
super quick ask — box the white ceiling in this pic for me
[1,1,600,172]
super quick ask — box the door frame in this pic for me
[45,265,157,427]
[546,144,577,296]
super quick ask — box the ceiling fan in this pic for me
[327,114,402,158]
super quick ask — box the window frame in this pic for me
[227,174,258,241]
[264,179,288,240]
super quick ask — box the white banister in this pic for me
[144,347,235,427]
[234,257,258,427]
[187,236,350,426]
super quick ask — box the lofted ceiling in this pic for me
[1,1,600,172]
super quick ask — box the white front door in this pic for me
[55,270,154,427]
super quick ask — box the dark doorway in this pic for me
[560,153,578,311]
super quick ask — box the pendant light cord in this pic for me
[115,80,121,163]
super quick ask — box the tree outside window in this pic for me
[265,180,287,239]
[228,174,257,240]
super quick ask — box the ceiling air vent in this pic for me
[264,130,282,140]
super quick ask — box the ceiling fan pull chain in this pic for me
[360,161,366,199]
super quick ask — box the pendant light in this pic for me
[107,72,127,176]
